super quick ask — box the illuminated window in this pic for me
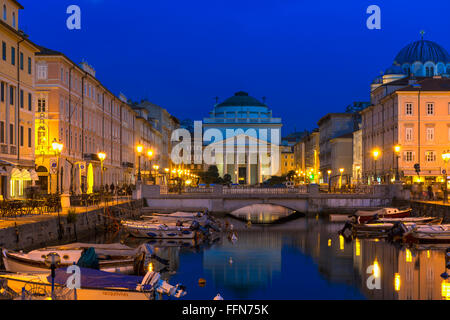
[427,103,434,115]
[425,151,436,162]
[426,127,434,141]
[405,103,413,115]
[405,127,413,142]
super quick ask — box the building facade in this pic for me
[203,91,282,184]
[362,38,450,186]
[34,47,138,194]
[0,0,39,199]
[318,113,358,185]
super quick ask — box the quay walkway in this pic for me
[0,198,143,250]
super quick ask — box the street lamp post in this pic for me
[327,170,332,192]
[136,145,143,182]
[147,150,154,183]
[339,168,344,189]
[153,165,159,185]
[372,149,380,184]
[394,145,401,183]
[442,150,450,204]
[51,138,63,240]
[52,139,63,195]
[97,152,106,191]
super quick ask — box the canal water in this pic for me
[75,215,449,300]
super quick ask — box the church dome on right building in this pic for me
[385,37,450,77]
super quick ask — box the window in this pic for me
[425,151,436,162]
[19,90,23,108]
[3,5,6,21]
[12,12,15,28]
[426,127,434,141]
[426,66,434,77]
[9,124,13,144]
[11,47,15,65]
[1,41,5,61]
[9,86,14,105]
[405,127,413,142]
[427,103,434,115]
[27,57,31,74]
[28,93,32,111]
[37,98,46,112]
[1,82,4,102]
[19,52,23,70]
[37,64,47,79]
[27,128,31,148]
[20,126,23,146]
[0,121,4,143]
[405,103,413,115]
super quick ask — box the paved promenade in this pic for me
[0,197,133,229]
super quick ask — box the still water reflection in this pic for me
[85,216,449,300]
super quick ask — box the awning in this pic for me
[10,168,32,181]
[30,170,39,181]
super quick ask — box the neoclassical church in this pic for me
[372,36,450,90]
[203,91,282,184]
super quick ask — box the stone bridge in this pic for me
[137,184,409,214]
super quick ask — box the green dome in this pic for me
[216,91,267,107]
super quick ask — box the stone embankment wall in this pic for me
[0,200,143,251]
[409,201,450,223]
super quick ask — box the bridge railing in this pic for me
[223,186,308,194]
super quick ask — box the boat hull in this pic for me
[0,275,153,300]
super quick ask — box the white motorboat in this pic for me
[403,224,450,243]
[121,220,199,239]
[0,267,186,300]
[2,243,144,274]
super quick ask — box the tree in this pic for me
[223,174,232,186]
[286,170,296,181]
[199,165,220,184]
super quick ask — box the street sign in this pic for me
[49,159,57,174]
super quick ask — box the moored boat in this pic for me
[0,267,186,300]
[2,243,144,274]
[353,207,412,223]
[121,220,199,239]
[402,224,450,244]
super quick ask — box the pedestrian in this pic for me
[427,185,433,200]
[110,183,115,195]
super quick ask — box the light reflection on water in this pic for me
[68,215,450,300]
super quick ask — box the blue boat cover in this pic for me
[48,267,147,290]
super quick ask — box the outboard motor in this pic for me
[340,222,354,240]
[189,220,200,231]
[205,219,220,232]
[387,222,408,242]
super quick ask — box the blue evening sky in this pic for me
[19,0,450,135]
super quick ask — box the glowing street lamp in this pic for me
[97,152,106,191]
[339,168,344,189]
[372,149,380,183]
[442,150,450,203]
[52,139,63,194]
[394,145,401,182]
[147,149,154,182]
[136,144,143,181]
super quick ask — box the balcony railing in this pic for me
[10,146,17,155]
[0,144,8,154]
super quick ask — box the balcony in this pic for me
[83,153,100,161]
[0,145,8,154]
[10,146,16,155]
[203,117,282,124]
[121,161,134,168]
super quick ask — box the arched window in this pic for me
[426,66,434,77]
[2,5,6,21]
[403,66,410,75]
